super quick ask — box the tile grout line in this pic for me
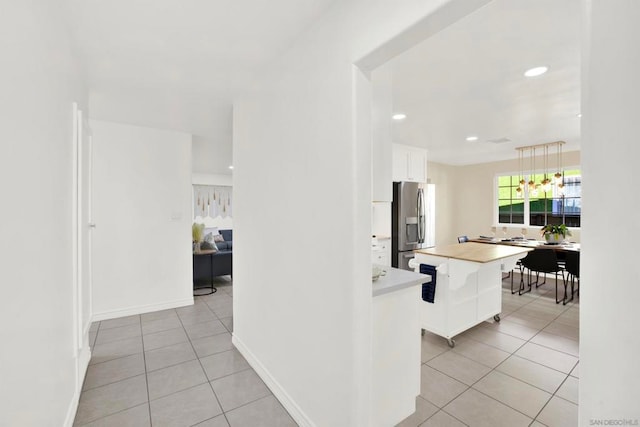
[139,314,153,427]
[419,282,579,426]
[177,295,232,426]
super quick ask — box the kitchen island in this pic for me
[372,266,431,427]
[413,242,532,347]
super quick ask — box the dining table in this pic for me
[469,236,580,252]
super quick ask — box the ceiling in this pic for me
[385,0,581,165]
[68,0,581,168]
[68,0,338,154]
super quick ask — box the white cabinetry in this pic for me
[372,237,391,266]
[392,143,427,183]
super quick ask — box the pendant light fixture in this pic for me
[516,141,566,197]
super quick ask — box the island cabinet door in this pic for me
[447,259,480,334]
[476,261,503,320]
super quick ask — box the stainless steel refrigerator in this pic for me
[392,181,427,270]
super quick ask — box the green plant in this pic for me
[541,224,571,239]
[192,223,205,243]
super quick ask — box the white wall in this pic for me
[90,120,193,320]
[581,1,640,423]
[232,0,492,425]
[0,2,88,425]
[428,151,582,245]
[192,135,233,175]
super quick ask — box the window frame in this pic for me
[494,166,581,229]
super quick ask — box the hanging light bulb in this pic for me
[528,147,536,191]
[554,142,564,186]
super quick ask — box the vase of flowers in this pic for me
[192,223,205,253]
[541,224,571,244]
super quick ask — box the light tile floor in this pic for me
[75,277,296,427]
[75,273,578,426]
[398,273,579,427]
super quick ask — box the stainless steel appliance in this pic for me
[392,181,426,270]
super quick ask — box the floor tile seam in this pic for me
[449,347,509,370]
[549,389,579,407]
[175,307,228,423]
[139,316,154,427]
[89,351,145,366]
[74,402,150,427]
[95,333,143,347]
[205,365,254,383]
[549,373,578,401]
[98,321,142,331]
[81,370,148,392]
[478,325,538,343]
[419,408,470,427]
[510,351,577,375]
[463,332,527,354]
[142,323,188,336]
[145,354,199,373]
[507,310,560,325]
[523,337,580,358]
[464,385,538,422]
[140,313,179,324]
[218,392,277,417]
[148,377,211,403]
[186,328,230,341]
[535,328,580,343]
[470,367,556,400]
[492,362,573,395]
[422,361,479,388]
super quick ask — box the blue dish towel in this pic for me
[419,264,437,303]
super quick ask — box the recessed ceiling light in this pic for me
[577,113,582,118]
[228,165,234,170]
[392,113,407,121]
[524,66,548,77]
[466,136,478,142]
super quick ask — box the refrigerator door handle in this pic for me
[417,188,425,243]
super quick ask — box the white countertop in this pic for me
[372,266,431,297]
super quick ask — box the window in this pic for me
[496,169,581,228]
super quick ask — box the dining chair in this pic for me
[457,235,469,243]
[563,250,580,305]
[519,248,565,303]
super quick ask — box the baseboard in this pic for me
[92,297,194,322]
[232,335,315,427]
[64,345,92,427]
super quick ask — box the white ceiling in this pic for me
[68,0,581,168]
[386,0,581,165]
[68,0,338,140]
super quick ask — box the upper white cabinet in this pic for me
[392,143,427,183]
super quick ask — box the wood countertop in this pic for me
[414,242,533,263]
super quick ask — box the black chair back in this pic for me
[458,235,469,243]
[521,249,562,273]
[564,251,580,278]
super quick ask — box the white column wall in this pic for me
[232,0,491,425]
[581,0,640,423]
[0,2,88,425]
[90,120,193,320]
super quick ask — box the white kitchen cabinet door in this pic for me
[392,143,427,183]
[408,148,426,182]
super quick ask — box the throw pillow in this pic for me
[204,232,214,243]
[213,234,225,243]
[201,241,218,251]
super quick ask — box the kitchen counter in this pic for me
[372,266,431,297]
[415,241,532,263]
[371,265,429,426]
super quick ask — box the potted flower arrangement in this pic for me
[541,224,571,244]
[192,223,205,253]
